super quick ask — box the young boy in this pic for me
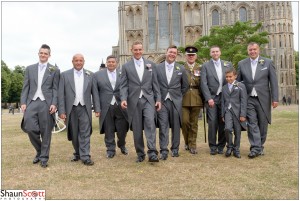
[221,68,247,158]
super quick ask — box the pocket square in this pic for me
[177,72,182,75]
[261,67,268,71]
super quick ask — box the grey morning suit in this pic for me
[237,57,279,154]
[93,68,128,154]
[221,81,247,151]
[21,63,60,162]
[200,59,232,152]
[58,69,96,161]
[156,62,189,154]
[120,58,161,158]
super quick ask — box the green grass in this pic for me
[1,105,299,199]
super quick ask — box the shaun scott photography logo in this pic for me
[0,190,45,200]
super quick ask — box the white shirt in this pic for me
[250,58,258,96]
[213,59,223,95]
[165,61,175,101]
[134,58,144,98]
[73,69,85,106]
[32,62,47,101]
[107,69,117,105]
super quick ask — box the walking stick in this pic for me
[203,105,207,143]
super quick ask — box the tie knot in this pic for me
[136,60,141,67]
[39,64,46,71]
[76,71,82,77]
[251,60,257,65]
[167,64,173,71]
[214,61,220,67]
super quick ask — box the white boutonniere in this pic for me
[233,82,242,90]
[175,66,180,71]
[85,71,91,76]
[48,66,56,72]
[224,61,229,67]
[259,59,264,65]
[119,71,122,76]
[146,63,152,71]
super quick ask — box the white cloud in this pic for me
[2,1,119,72]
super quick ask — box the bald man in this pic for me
[58,54,97,166]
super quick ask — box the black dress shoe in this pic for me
[184,144,189,151]
[83,159,94,166]
[248,151,259,159]
[217,149,224,154]
[189,148,198,154]
[225,149,232,157]
[120,147,128,155]
[233,152,241,158]
[33,157,40,164]
[40,161,48,168]
[136,156,145,163]
[106,153,115,159]
[210,149,217,155]
[171,151,179,157]
[160,153,168,160]
[149,155,159,162]
[71,155,80,162]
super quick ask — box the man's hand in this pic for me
[208,99,214,108]
[240,117,246,122]
[155,102,161,111]
[59,113,67,122]
[272,101,279,108]
[49,105,57,114]
[121,101,127,109]
[95,112,100,117]
[21,104,26,112]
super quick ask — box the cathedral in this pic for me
[112,1,296,102]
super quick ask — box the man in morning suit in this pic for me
[237,42,279,158]
[182,46,204,154]
[93,55,129,159]
[58,54,96,166]
[120,41,162,163]
[21,44,60,168]
[200,45,232,155]
[156,45,189,160]
[221,68,247,158]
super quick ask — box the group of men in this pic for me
[20,41,278,168]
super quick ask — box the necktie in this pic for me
[251,60,257,79]
[136,60,141,67]
[214,61,219,67]
[39,64,45,71]
[76,71,82,77]
[167,64,173,72]
[111,71,116,81]
[229,84,232,92]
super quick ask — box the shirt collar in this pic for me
[165,61,175,67]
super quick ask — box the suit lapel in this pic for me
[209,60,219,83]
[130,60,141,83]
[104,69,114,90]
[67,69,76,93]
[115,68,121,89]
[159,63,168,85]
[83,69,88,92]
[254,57,263,80]
[169,63,178,85]
[41,63,51,85]
[33,63,39,85]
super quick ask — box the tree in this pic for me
[13,65,25,76]
[180,21,269,68]
[8,66,25,108]
[1,60,12,106]
[295,51,299,87]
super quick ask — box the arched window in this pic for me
[239,7,247,22]
[212,9,219,26]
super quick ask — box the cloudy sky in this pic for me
[1,1,299,72]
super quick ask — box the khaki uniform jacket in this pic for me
[182,63,203,107]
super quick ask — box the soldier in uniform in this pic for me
[182,46,203,154]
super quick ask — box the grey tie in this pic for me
[167,64,173,72]
[111,71,116,81]
[39,64,46,71]
[76,71,82,77]
[136,60,141,67]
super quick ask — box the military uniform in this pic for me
[182,47,203,153]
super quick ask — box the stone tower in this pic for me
[114,1,296,101]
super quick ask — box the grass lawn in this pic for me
[1,105,298,199]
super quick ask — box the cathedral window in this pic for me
[147,1,181,50]
[212,9,219,26]
[239,7,247,22]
